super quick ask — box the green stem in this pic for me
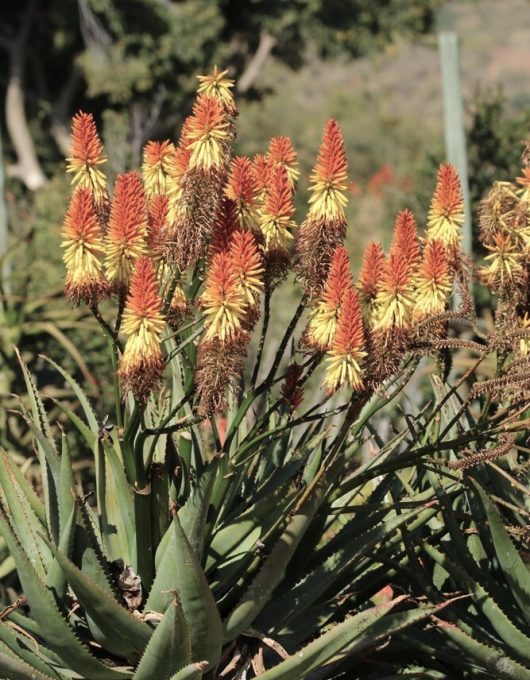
[251,286,271,386]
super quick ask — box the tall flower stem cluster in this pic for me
[61,68,468,419]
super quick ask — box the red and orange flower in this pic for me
[118,256,165,402]
[105,171,148,291]
[62,188,108,305]
[324,286,366,393]
[66,111,108,204]
[426,163,464,251]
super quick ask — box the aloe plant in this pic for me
[1,67,529,679]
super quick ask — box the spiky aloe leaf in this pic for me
[0,448,45,525]
[102,435,135,564]
[471,478,530,625]
[41,355,99,434]
[168,662,208,680]
[0,621,65,679]
[46,505,75,599]
[50,543,152,662]
[144,515,222,670]
[134,596,191,679]
[257,596,407,679]
[0,643,56,680]
[58,434,75,536]
[179,458,218,562]
[0,452,52,579]
[423,541,530,663]
[0,510,130,679]
[260,502,439,633]
[436,618,530,680]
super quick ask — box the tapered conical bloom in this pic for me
[268,136,299,187]
[374,252,414,330]
[390,210,420,273]
[197,66,236,116]
[296,119,348,292]
[480,232,523,292]
[259,165,296,255]
[229,230,264,306]
[413,240,452,320]
[209,198,239,259]
[252,154,274,201]
[358,241,385,326]
[62,188,108,305]
[147,194,169,256]
[186,94,230,171]
[306,246,354,349]
[225,157,259,232]
[66,112,108,203]
[142,140,176,197]
[118,257,165,402]
[105,171,148,292]
[426,163,464,250]
[324,287,366,393]
[201,252,247,341]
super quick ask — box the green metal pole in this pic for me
[438,31,472,257]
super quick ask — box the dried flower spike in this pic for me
[62,188,108,306]
[324,287,366,393]
[281,363,304,411]
[118,256,165,402]
[66,111,108,203]
[479,232,524,292]
[426,163,464,250]
[106,171,148,292]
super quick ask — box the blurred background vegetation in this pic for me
[1,0,529,438]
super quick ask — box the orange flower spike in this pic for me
[186,94,230,171]
[268,136,300,187]
[308,119,349,222]
[118,256,166,402]
[374,251,414,331]
[66,111,108,201]
[426,163,464,250]
[259,164,296,255]
[197,66,237,116]
[357,241,385,326]
[414,240,452,320]
[324,287,366,393]
[147,194,169,255]
[229,230,264,305]
[390,209,421,272]
[61,188,108,305]
[252,154,274,201]
[105,171,148,291]
[209,198,239,259]
[201,252,247,342]
[142,140,176,197]
[225,156,259,232]
[358,242,385,301]
[307,246,354,349]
